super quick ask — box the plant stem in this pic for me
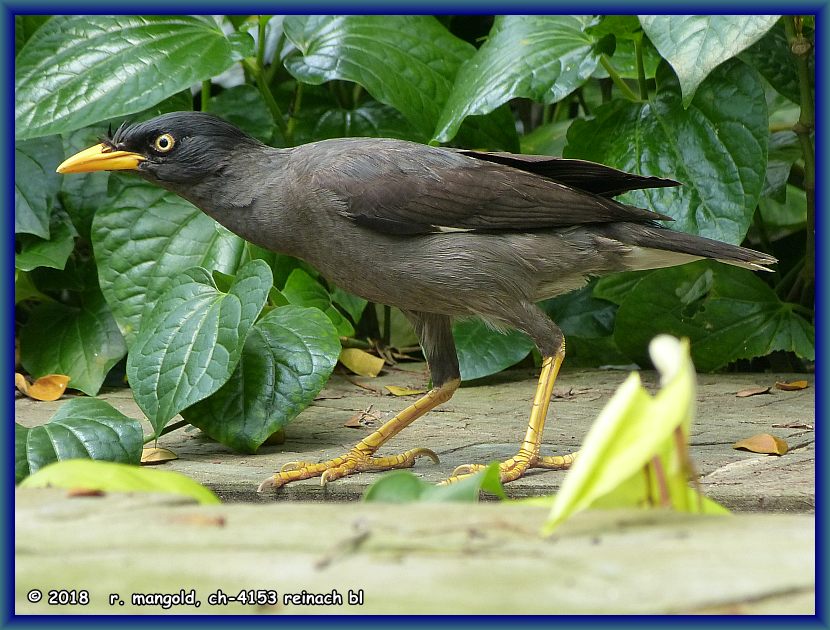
[285,82,303,142]
[143,419,189,445]
[634,33,649,100]
[600,54,639,101]
[201,80,210,112]
[576,87,591,116]
[256,17,266,72]
[783,16,815,306]
[242,58,289,143]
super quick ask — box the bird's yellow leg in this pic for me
[258,379,459,491]
[443,346,576,484]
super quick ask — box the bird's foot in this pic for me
[258,447,439,491]
[439,451,577,485]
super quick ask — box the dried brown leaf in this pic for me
[736,386,771,398]
[67,488,105,498]
[733,433,789,456]
[774,380,810,391]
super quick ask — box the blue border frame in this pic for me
[5,3,827,628]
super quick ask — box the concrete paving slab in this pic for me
[14,364,815,511]
[14,490,815,615]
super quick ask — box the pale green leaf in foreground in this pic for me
[543,335,728,535]
[20,459,220,505]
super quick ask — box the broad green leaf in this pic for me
[291,101,424,145]
[759,184,807,233]
[363,462,506,503]
[19,290,127,396]
[20,459,219,504]
[15,209,78,272]
[543,336,728,534]
[127,260,272,435]
[330,287,368,324]
[208,84,275,142]
[612,261,814,371]
[15,398,142,483]
[283,15,517,150]
[593,270,655,305]
[15,15,50,54]
[283,15,471,140]
[541,283,629,367]
[183,305,340,453]
[639,15,779,106]
[92,179,246,346]
[15,271,54,305]
[16,15,239,139]
[453,319,534,381]
[740,20,811,104]
[763,131,803,202]
[520,120,573,157]
[282,268,354,336]
[564,60,767,244]
[15,135,63,238]
[434,15,601,143]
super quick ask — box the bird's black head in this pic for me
[57,112,261,186]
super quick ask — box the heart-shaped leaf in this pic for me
[16,15,239,140]
[92,180,246,346]
[127,259,272,435]
[639,15,779,106]
[19,290,127,396]
[16,398,143,483]
[453,319,535,381]
[183,305,340,453]
[564,59,767,244]
[434,15,601,143]
[15,209,78,272]
[611,261,815,371]
[281,268,354,336]
[15,135,64,238]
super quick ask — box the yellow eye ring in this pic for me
[153,133,175,153]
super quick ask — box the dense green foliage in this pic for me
[14,15,814,477]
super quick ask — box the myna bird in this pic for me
[58,112,776,489]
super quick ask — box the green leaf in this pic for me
[363,462,506,503]
[564,60,767,244]
[330,287,368,324]
[15,135,64,238]
[593,270,654,305]
[453,319,534,381]
[183,305,340,453]
[20,459,219,504]
[740,21,810,104]
[15,271,54,305]
[15,398,142,483]
[283,15,517,149]
[15,209,78,272]
[127,260,272,435]
[759,184,807,233]
[208,84,275,142]
[291,100,424,145]
[541,283,629,367]
[543,336,728,534]
[520,120,573,157]
[612,261,814,371]
[15,15,50,54]
[19,290,127,396]
[16,15,239,139]
[434,15,601,143]
[639,15,779,106]
[281,268,354,336]
[763,131,803,202]
[92,180,247,346]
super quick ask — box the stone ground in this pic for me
[15,363,816,615]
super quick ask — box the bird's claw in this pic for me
[439,451,578,485]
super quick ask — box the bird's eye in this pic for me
[153,133,175,153]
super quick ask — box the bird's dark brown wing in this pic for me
[453,150,681,198]
[299,138,675,235]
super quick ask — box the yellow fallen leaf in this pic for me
[385,385,426,396]
[733,433,789,456]
[15,373,70,401]
[339,348,385,377]
[141,447,178,465]
[775,380,810,391]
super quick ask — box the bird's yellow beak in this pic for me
[56,143,146,174]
